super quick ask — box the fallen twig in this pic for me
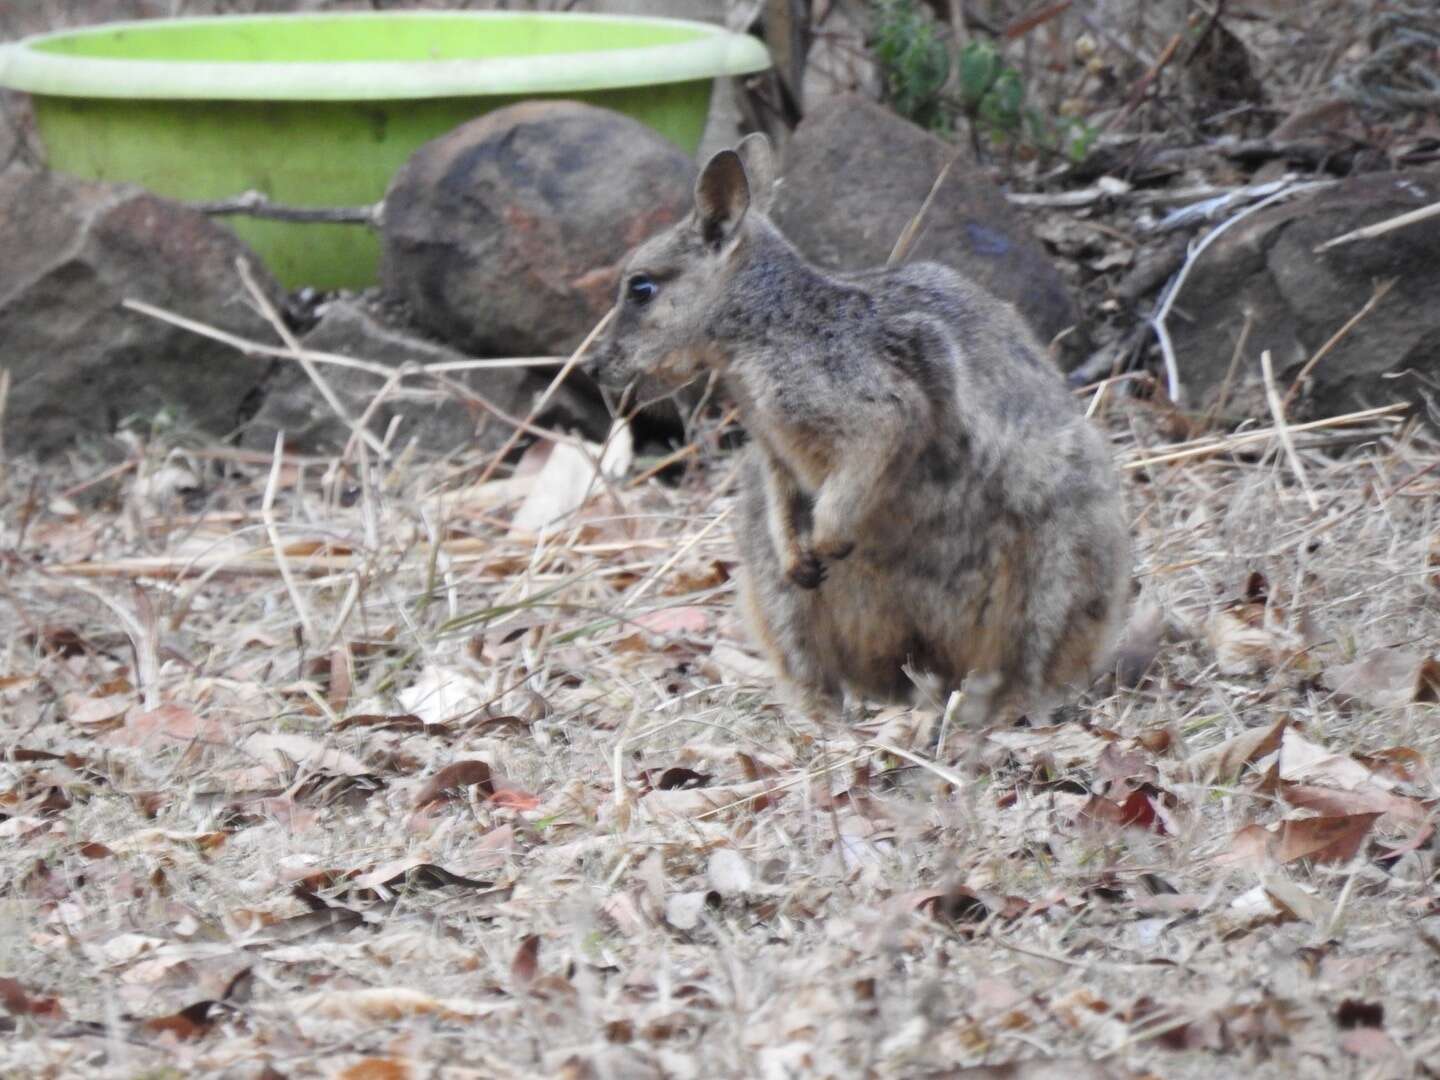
[888,155,957,267]
[869,740,969,790]
[236,257,388,460]
[1260,349,1319,512]
[123,297,565,377]
[191,190,380,226]
[1002,0,1071,40]
[38,533,712,581]
[1283,277,1397,409]
[1105,29,1183,131]
[1315,198,1440,252]
[121,295,584,453]
[0,366,9,471]
[1123,402,1407,471]
[261,431,319,645]
[471,309,615,489]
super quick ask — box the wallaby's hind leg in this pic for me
[951,671,1004,729]
[736,566,842,724]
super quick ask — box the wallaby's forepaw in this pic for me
[787,550,826,590]
[813,538,855,561]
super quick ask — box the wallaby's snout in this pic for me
[587,324,631,392]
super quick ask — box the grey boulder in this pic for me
[0,168,282,457]
[380,100,698,359]
[770,95,1079,348]
[1169,170,1440,420]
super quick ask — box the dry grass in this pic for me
[2,343,1439,1078]
[5,0,1439,1072]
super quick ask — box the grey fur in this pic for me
[592,136,1130,720]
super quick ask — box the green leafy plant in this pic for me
[870,6,1097,164]
[956,38,1002,111]
[978,64,1024,136]
[1027,110,1099,164]
[871,0,952,132]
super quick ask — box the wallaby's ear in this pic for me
[735,133,776,214]
[694,149,750,250]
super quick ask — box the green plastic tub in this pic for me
[0,12,770,288]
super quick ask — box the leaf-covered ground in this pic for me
[2,379,1438,1079]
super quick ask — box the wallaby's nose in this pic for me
[589,340,625,390]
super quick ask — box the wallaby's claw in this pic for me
[787,552,826,590]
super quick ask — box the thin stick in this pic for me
[414,356,564,372]
[59,461,139,501]
[621,507,733,610]
[1105,30,1183,132]
[1205,306,1255,427]
[627,441,701,489]
[889,156,957,267]
[341,364,408,465]
[1123,402,1407,470]
[869,740,969,790]
[626,405,740,490]
[948,0,967,51]
[472,308,615,489]
[1002,0,1072,40]
[0,366,9,470]
[124,296,389,375]
[433,370,596,453]
[123,297,564,375]
[124,296,588,453]
[1083,376,1117,419]
[1005,177,1330,211]
[192,190,379,225]
[261,431,318,644]
[1379,459,1440,505]
[1126,402,1402,458]
[1073,371,1151,406]
[41,534,702,581]
[1326,863,1363,939]
[44,579,162,713]
[1097,1010,1207,1059]
[1260,349,1319,512]
[1315,198,1440,252]
[611,712,691,815]
[236,257,389,459]
[190,446,337,468]
[692,752,870,822]
[1282,277,1397,409]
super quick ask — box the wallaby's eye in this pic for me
[626,274,658,306]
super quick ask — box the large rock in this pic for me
[770,95,1079,347]
[1170,171,1440,419]
[0,168,283,457]
[380,101,697,358]
[241,297,609,455]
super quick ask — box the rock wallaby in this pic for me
[593,134,1130,723]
